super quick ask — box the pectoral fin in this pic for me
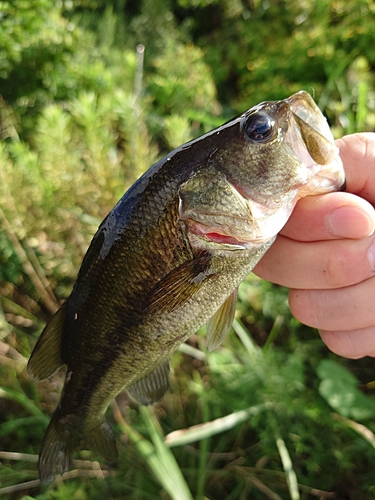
[145,251,215,315]
[27,303,67,381]
[127,359,170,405]
[206,288,238,352]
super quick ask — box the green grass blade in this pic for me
[332,413,375,450]
[357,81,368,132]
[275,434,300,500]
[318,48,360,110]
[196,399,209,500]
[0,416,47,435]
[165,404,269,448]
[140,407,194,500]
[119,407,193,500]
[178,342,206,361]
[0,480,41,496]
[0,387,48,422]
[0,296,44,327]
[263,314,284,352]
[232,318,259,354]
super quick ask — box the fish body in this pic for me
[28,91,345,483]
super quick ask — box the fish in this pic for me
[28,90,345,483]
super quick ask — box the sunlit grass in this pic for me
[1,307,375,498]
[1,21,375,499]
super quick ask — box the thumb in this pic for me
[280,192,375,242]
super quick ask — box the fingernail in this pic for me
[328,205,375,238]
[367,238,375,272]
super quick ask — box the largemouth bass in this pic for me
[28,91,345,483]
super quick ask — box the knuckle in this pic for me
[323,241,372,288]
[323,251,348,288]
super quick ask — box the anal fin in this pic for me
[206,288,238,351]
[85,422,118,463]
[28,303,67,381]
[127,359,170,405]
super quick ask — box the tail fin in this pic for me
[38,411,118,484]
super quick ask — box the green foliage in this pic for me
[0,0,77,134]
[317,359,375,420]
[1,0,375,499]
[148,42,219,116]
[0,0,75,83]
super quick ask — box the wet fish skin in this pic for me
[27,91,345,483]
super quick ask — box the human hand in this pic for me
[253,133,375,358]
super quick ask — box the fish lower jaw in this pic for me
[297,167,346,198]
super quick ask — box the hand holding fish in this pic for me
[254,132,375,359]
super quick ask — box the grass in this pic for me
[1,40,375,499]
[1,296,375,498]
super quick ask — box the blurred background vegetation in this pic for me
[1,0,375,498]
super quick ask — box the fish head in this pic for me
[179,90,345,249]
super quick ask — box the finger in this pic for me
[280,192,375,242]
[337,132,375,204]
[288,276,375,331]
[254,233,375,288]
[319,328,375,359]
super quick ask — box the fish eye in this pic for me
[244,113,275,143]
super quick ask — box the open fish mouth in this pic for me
[285,91,346,197]
[180,91,346,249]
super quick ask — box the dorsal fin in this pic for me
[206,288,238,351]
[27,303,66,381]
[127,359,170,405]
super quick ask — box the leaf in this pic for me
[316,359,358,385]
[318,379,358,418]
[316,359,375,420]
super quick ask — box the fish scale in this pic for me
[28,91,345,483]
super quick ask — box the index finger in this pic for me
[337,132,375,204]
